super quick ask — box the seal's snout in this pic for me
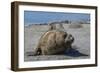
[65,34,74,45]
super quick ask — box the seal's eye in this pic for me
[63,34,67,39]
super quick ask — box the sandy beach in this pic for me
[24,23,90,61]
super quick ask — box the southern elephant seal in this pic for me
[34,23,74,55]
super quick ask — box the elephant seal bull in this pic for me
[34,23,74,55]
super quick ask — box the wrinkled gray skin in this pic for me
[34,23,74,55]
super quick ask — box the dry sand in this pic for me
[24,23,90,61]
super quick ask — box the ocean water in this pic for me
[24,11,90,26]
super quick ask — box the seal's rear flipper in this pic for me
[34,48,42,56]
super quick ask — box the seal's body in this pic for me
[34,23,74,55]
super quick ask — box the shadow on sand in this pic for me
[26,49,88,57]
[63,48,88,57]
[26,46,88,57]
